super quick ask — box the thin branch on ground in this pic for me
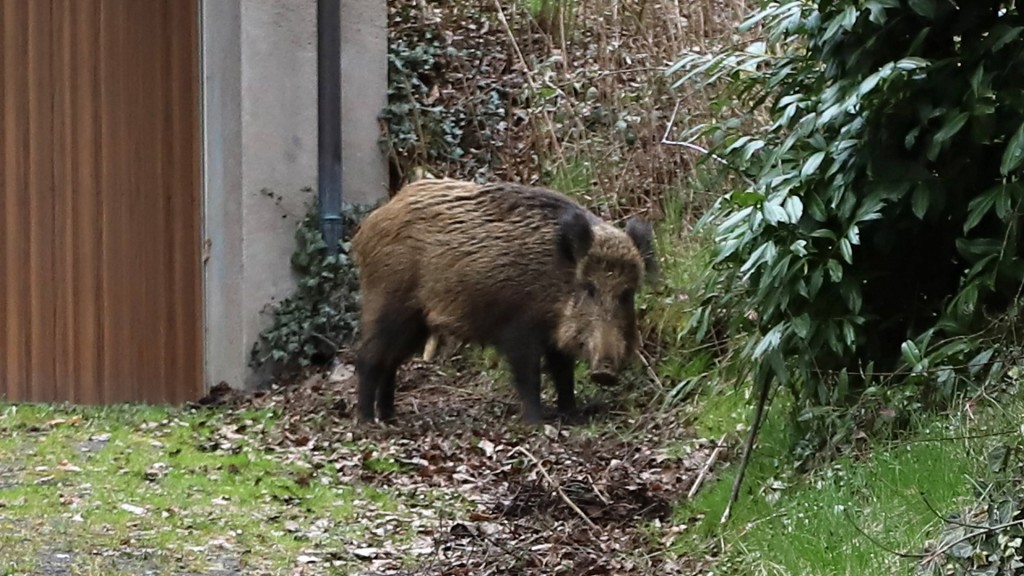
[688,433,728,499]
[311,332,339,354]
[508,446,600,531]
[887,428,1019,447]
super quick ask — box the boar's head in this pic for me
[554,210,657,385]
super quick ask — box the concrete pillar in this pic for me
[341,0,389,205]
[202,0,389,392]
[239,0,320,387]
[201,0,245,391]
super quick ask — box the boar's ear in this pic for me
[625,216,659,283]
[556,210,594,264]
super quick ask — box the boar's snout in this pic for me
[590,366,620,386]
[585,327,630,387]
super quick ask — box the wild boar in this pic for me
[350,178,656,423]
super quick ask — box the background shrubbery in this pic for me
[673,0,1024,458]
[253,1,1024,572]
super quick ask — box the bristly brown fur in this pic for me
[350,178,653,423]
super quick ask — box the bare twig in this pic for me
[843,509,925,559]
[492,0,566,163]
[688,433,728,499]
[885,428,1019,447]
[636,348,664,391]
[918,491,991,531]
[311,332,339,354]
[558,0,569,75]
[585,473,612,505]
[848,505,1024,563]
[554,66,667,87]
[661,100,757,187]
[509,446,600,531]
[927,519,1024,561]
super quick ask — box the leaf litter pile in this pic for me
[209,353,730,575]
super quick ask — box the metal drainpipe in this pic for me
[317,0,343,256]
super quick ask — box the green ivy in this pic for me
[249,194,373,381]
[379,1,511,188]
[920,412,1024,576]
[670,1,1024,446]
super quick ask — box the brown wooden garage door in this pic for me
[0,0,203,404]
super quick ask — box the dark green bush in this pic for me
[671,0,1024,444]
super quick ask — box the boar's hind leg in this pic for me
[544,348,577,416]
[355,305,428,423]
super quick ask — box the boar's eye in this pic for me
[582,281,598,299]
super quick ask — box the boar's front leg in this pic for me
[500,330,544,423]
[544,348,576,416]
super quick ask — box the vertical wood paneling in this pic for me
[72,0,103,404]
[99,0,126,403]
[0,1,7,404]
[153,0,171,404]
[28,1,56,402]
[53,0,72,402]
[29,0,56,402]
[170,0,204,403]
[3,0,30,402]
[1,0,202,404]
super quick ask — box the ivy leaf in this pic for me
[894,57,929,71]
[933,111,969,147]
[792,314,811,338]
[907,0,935,19]
[1000,122,1024,176]
[865,1,894,25]
[948,541,974,559]
[911,185,930,220]
[783,196,804,222]
[963,187,999,234]
[900,340,922,366]
[827,259,843,282]
[839,237,853,264]
[763,201,789,225]
[968,348,994,376]
[991,24,1024,52]
[801,151,826,178]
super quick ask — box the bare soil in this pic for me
[215,353,728,575]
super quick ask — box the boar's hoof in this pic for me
[590,370,619,387]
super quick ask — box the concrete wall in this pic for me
[239,0,320,388]
[341,0,389,204]
[202,0,389,391]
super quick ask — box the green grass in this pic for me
[0,402,444,574]
[670,395,1021,576]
